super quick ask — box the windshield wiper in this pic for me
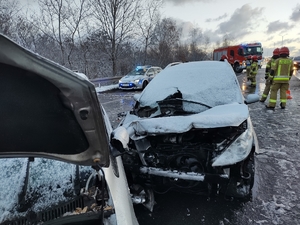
[153,98,212,117]
[157,98,212,109]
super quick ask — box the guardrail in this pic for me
[90,76,123,87]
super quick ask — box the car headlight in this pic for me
[134,79,141,83]
[212,118,254,167]
[119,80,122,83]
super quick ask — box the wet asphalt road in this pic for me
[98,68,300,225]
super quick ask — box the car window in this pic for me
[128,68,146,76]
[294,56,300,60]
[147,68,154,75]
[154,68,162,74]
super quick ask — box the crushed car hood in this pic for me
[0,34,110,167]
[121,103,249,139]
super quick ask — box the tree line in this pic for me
[0,0,232,78]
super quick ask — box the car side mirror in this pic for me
[133,93,141,101]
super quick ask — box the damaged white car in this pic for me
[0,34,138,225]
[113,61,260,211]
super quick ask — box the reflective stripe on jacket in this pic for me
[265,58,276,76]
[272,58,293,83]
[250,61,258,75]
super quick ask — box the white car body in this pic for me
[113,61,260,210]
[0,34,138,225]
[119,66,162,90]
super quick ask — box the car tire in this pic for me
[233,63,243,73]
[220,152,255,200]
[142,81,148,90]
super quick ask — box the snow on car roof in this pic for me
[137,61,244,109]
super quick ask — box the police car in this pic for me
[118,65,162,90]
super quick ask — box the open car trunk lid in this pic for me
[0,34,110,167]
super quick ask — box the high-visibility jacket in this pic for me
[271,57,293,83]
[250,61,258,75]
[265,58,275,75]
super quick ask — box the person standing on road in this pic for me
[249,55,258,87]
[266,46,293,109]
[260,48,280,102]
[245,55,252,81]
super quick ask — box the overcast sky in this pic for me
[161,0,300,56]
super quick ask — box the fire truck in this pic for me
[213,42,263,73]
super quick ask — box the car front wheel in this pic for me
[233,63,243,73]
[142,81,148,89]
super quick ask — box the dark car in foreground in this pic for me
[113,61,260,211]
[0,34,138,225]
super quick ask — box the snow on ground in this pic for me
[0,158,93,223]
[96,84,118,93]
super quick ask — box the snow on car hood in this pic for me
[121,75,143,82]
[137,61,244,110]
[0,34,110,167]
[121,103,249,139]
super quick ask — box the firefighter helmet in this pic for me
[247,55,252,60]
[273,48,280,56]
[279,46,289,56]
[220,55,228,61]
[251,55,258,61]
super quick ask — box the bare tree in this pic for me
[175,44,189,62]
[92,0,141,76]
[188,27,203,61]
[63,0,91,69]
[136,0,163,65]
[149,18,181,67]
[222,33,235,47]
[0,0,21,37]
[35,0,90,67]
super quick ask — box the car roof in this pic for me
[0,34,110,167]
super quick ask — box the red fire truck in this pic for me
[213,42,263,73]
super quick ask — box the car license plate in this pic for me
[122,83,129,87]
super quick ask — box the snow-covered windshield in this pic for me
[136,61,244,114]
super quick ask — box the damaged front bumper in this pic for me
[139,166,229,183]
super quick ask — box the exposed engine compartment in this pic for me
[121,122,254,206]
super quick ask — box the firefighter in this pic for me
[249,55,258,87]
[260,48,280,102]
[266,46,293,109]
[220,55,228,61]
[245,55,252,80]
